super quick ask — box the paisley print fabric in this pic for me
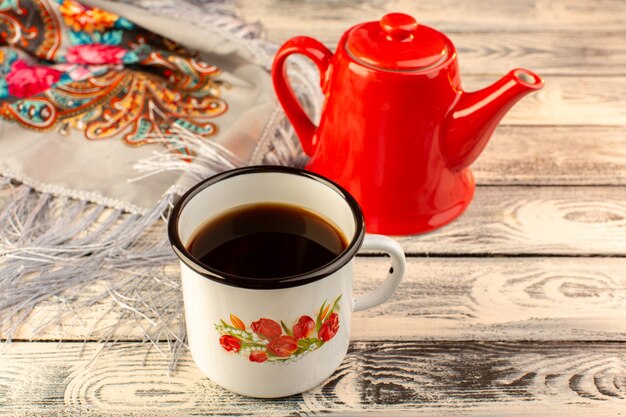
[0,0,228,157]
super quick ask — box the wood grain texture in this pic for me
[4,187,626,342]
[382,75,626,126]
[1,341,624,416]
[238,0,626,36]
[257,28,626,76]
[3,0,625,415]
[351,257,626,341]
[449,31,626,75]
[5,257,625,342]
[398,186,626,255]
[473,126,626,185]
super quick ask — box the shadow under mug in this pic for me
[168,166,406,398]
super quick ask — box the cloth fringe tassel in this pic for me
[0,0,319,373]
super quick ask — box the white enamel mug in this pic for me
[168,166,405,398]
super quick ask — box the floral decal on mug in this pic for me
[215,295,342,364]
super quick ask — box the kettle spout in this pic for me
[442,69,543,172]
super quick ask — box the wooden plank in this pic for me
[453,31,626,76]
[398,186,626,255]
[2,128,624,191]
[1,341,624,416]
[261,29,626,76]
[399,75,626,126]
[238,0,626,37]
[352,257,626,340]
[473,126,626,186]
[5,257,626,342]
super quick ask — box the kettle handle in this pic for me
[272,37,333,156]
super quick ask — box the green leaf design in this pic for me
[293,337,324,356]
[281,320,293,336]
[216,294,342,364]
[331,294,342,314]
[316,300,327,332]
[297,338,323,350]
[240,341,266,349]
[266,356,290,363]
[293,347,307,356]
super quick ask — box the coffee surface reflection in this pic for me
[187,203,348,278]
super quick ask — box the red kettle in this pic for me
[272,13,543,235]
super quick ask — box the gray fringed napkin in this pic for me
[0,0,318,370]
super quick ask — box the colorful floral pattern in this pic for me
[65,44,128,65]
[5,59,63,98]
[216,295,342,364]
[59,0,118,33]
[0,0,228,157]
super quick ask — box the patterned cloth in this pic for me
[0,0,275,212]
[0,0,316,366]
[1,0,226,151]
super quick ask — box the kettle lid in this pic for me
[346,13,450,71]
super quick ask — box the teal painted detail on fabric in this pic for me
[0,49,18,98]
[100,30,123,45]
[68,30,124,46]
[175,119,214,135]
[115,17,135,30]
[0,78,9,99]
[59,73,72,83]
[53,73,75,89]
[47,89,90,109]
[175,59,201,86]
[11,100,50,123]
[1,49,18,73]
[122,51,139,64]
[0,0,18,9]
[128,43,151,59]
[68,30,92,46]
[127,118,152,143]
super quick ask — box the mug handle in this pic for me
[353,234,406,312]
[271,36,333,156]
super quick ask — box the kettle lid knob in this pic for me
[345,12,451,71]
[380,13,418,41]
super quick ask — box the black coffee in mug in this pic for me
[187,203,349,278]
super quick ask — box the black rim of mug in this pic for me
[167,165,366,289]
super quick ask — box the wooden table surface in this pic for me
[2,0,626,415]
